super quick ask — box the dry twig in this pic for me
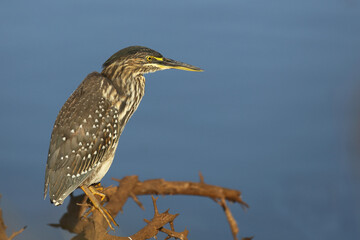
[217,197,239,240]
[0,195,26,240]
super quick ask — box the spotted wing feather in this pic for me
[44,72,121,205]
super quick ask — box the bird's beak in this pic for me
[157,58,203,72]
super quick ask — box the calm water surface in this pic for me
[0,0,360,239]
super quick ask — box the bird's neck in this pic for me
[101,63,146,133]
[101,64,144,90]
[101,63,146,115]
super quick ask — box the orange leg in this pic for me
[92,182,105,193]
[80,185,118,230]
[89,184,106,202]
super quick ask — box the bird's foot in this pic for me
[92,182,105,193]
[89,184,106,202]
[80,185,119,231]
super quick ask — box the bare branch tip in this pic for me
[151,195,160,215]
[111,177,121,182]
[48,223,61,228]
[242,237,254,240]
[8,225,27,240]
[130,193,145,210]
[198,171,205,183]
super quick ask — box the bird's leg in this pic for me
[80,185,118,230]
[88,185,119,227]
[89,185,119,227]
[89,184,106,202]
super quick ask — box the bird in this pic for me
[44,46,203,229]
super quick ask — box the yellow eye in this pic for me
[146,56,153,62]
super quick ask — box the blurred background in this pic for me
[1,0,360,239]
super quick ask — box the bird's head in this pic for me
[102,46,203,79]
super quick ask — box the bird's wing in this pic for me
[44,72,121,205]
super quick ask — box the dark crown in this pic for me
[102,46,163,68]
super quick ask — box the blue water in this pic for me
[1,0,360,239]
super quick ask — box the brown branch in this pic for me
[0,208,7,240]
[160,227,188,240]
[102,196,183,240]
[199,171,205,183]
[7,227,27,240]
[0,195,26,240]
[53,175,248,240]
[110,177,248,207]
[218,197,239,240]
[130,193,144,210]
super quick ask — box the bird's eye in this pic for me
[146,56,153,62]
